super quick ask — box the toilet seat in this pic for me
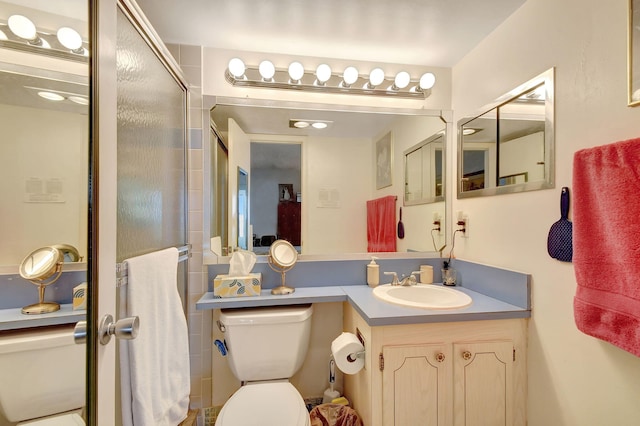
[215,381,310,426]
[18,412,84,425]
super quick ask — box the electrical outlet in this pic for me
[432,212,443,235]
[456,211,469,238]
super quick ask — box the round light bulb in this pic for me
[311,122,328,129]
[57,27,83,50]
[258,60,275,80]
[0,29,7,41]
[315,64,332,84]
[462,128,477,136]
[8,15,37,41]
[343,66,359,85]
[294,121,310,128]
[394,71,411,90]
[368,68,385,87]
[38,91,65,101]
[228,58,246,78]
[419,72,436,90]
[288,61,304,82]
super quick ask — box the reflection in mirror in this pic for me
[458,67,554,198]
[404,130,445,206]
[0,1,89,425]
[205,97,450,261]
[237,167,249,250]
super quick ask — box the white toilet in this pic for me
[0,324,85,425]
[215,304,313,426]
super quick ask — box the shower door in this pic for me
[91,0,188,424]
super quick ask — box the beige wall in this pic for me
[451,0,640,424]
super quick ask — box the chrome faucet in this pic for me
[399,271,420,286]
[384,272,400,285]
[384,271,420,286]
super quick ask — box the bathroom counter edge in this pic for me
[196,284,530,326]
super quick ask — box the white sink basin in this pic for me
[373,284,472,309]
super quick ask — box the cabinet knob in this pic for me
[462,350,472,360]
[435,352,445,363]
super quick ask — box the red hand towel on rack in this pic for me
[366,195,397,252]
[572,137,640,357]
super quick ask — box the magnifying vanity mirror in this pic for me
[457,67,555,198]
[267,239,298,295]
[19,246,65,314]
[205,96,451,261]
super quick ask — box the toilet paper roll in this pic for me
[331,332,365,375]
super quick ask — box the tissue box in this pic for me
[72,282,87,310]
[213,273,262,297]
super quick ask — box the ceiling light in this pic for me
[367,68,385,88]
[37,91,65,101]
[68,95,89,105]
[228,58,246,79]
[311,122,328,129]
[56,27,83,51]
[293,121,310,128]
[288,61,304,83]
[258,60,275,81]
[315,64,332,85]
[462,128,479,136]
[8,15,37,41]
[341,66,359,87]
[392,71,411,90]
[419,73,436,90]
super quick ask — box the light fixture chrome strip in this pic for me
[225,65,433,99]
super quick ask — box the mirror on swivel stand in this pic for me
[267,239,298,295]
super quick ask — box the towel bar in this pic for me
[116,244,191,287]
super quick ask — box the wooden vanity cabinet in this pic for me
[343,303,527,426]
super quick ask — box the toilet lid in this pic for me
[18,413,84,425]
[216,382,309,426]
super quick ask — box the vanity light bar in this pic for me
[225,59,436,99]
[0,17,88,63]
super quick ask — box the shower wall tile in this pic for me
[171,43,212,413]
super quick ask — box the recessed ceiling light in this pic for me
[68,95,89,105]
[293,121,310,128]
[462,128,478,136]
[311,122,328,129]
[37,91,65,101]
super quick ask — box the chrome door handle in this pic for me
[99,314,140,345]
[74,321,87,344]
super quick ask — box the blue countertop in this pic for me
[0,304,86,331]
[196,283,530,326]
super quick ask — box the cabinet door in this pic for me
[382,344,451,426]
[453,341,513,426]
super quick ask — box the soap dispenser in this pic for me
[367,256,379,287]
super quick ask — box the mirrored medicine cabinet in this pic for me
[457,67,555,198]
[404,130,445,206]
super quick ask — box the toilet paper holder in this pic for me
[346,350,365,362]
[346,328,366,362]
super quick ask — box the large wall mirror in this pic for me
[204,97,450,262]
[457,67,555,198]
[0,12,89,272]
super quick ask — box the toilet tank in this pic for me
[219,304,313,382]
[0,324,85,423]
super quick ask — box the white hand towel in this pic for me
[120,247,190,426]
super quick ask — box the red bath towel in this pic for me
[572,137,640,357]
[366,195,396,252]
